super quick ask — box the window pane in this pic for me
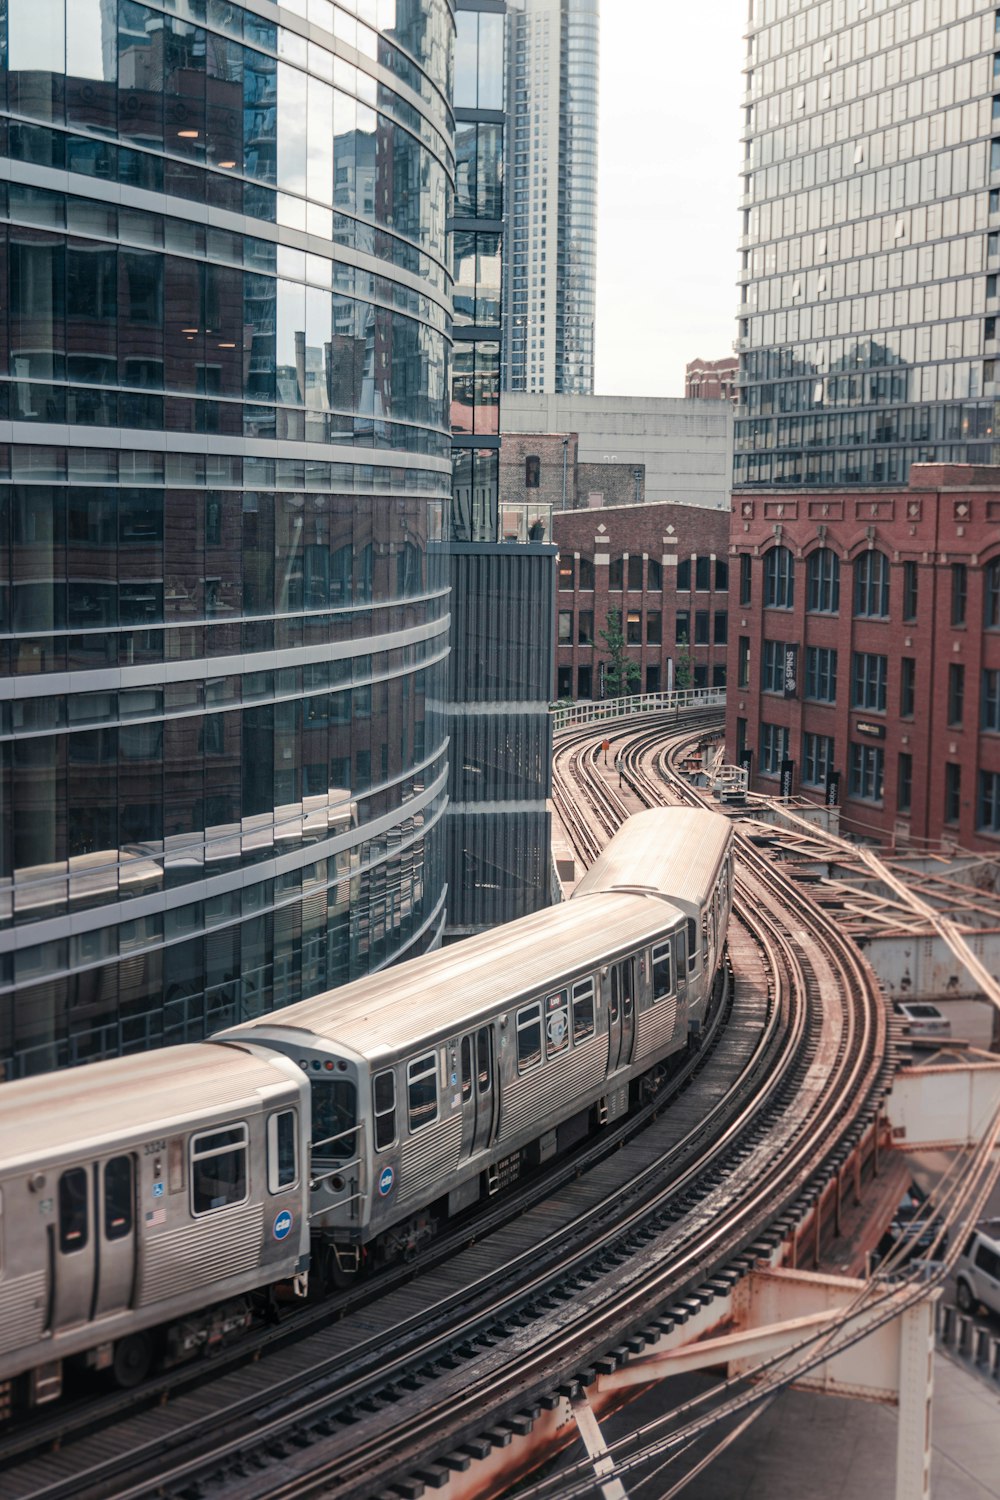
[104,1155,133,1240]
[59,1167,89,1253]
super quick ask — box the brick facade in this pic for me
[552,502,731,701]
[499,431,646,519]
[727,465,1000,851]
[685,356,738,405]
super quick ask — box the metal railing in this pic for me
[550,688,727,733]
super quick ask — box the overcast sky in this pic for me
[594,2,748,399]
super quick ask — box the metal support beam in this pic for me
[886,1058,1000,1147]
[895,1299,935,1500]
[570,1392,629,1500]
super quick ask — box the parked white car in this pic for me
[956,1221,1000,1318]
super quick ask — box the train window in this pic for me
[168,1137,185,1194]
[516,1003,542,1072]
[545,991,569,1057]
[572,979,595,1042]
[476,1028,492,1094]
[267,1111,299,1192]
[190,1124,249,1215]
[374,1070,397,1149]
[686,918,698,973]
[407,1055,438,1132]
[58,1168,89,1253]
[103,1156,133,1240]
[312,1081,358,1160]
[652,943,672,1002]
[460,1038,474,1101]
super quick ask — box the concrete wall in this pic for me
[501,393,733,510]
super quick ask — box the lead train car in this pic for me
[219,808,733,1275]
[573,807,734,1036]
[0,1044,310,1404]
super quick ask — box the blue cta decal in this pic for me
[378,1165,394,1197]
[273,1209,293,1240]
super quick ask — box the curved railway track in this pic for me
[1,709,895,1500]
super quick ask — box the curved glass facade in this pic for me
[0,0,455,1077]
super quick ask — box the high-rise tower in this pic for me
[736,0,999,488]
[503,0,599,395]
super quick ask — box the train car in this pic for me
[0,1044,310,1406]
[573,808,734,1036]
[218,810,729,1278]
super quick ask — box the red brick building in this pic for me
[552,503,731,700]
[727,464,1000,850]
[685,356,738,405]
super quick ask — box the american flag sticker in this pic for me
[145,1208,166,1227]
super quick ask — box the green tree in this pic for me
[599,608,640,699]
[674,642,694,691]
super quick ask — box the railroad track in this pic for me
[2,710,893,1500]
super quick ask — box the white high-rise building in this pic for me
[504,0,599,395]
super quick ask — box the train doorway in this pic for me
[459,1026,495,1158]
[607,958,636,1074]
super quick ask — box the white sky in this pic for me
[594,2,748,399]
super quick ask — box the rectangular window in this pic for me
[558,610,572,644]
[407,1054,438,1132]
[525,454,540,487]
[851,652,888,711]
[608,557,623,590]
[675,611,689,645]
[715,558,729,591]
[805,646,837,702]
[266,1111,299,1192]
[572,978,595,1042]
[739,553,752,605]
[951,562,967,626]
[983,669,1000,732]
[900,657,915,717]
[191,1124,249,1215]
[516,1002,542,1071]
[577,610,594,645]
[647,558,662,591]
[948,663,964,726]
[373,1070,396,1150]
[849,743,885,802]
[738,636,750,688]
[713,611,728,644]
[763,640,785,693]
[627,555,643,591]
[104,1156,134,1241]
[545,990,569,1057]
[695,610,710,645]
[897,752,912,813]
[903,560,918,622]
[651,941,673,1001]
[59,1167,89,1253]
[626,610,642,644]
[677,558,691,591]
[764,547,794,608]
[802,733,835,786]
[695,556,711,591]
[578,555,595,590]
[854,551,890,618]
[978,769,1000,831]
[761,722,789,774]
[558,556,574,590]
[945,762,961,823]
[646,613,662,644]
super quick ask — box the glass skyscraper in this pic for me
[503,0,598,395]
[736,0,1000,488]
[0,0,454,1077]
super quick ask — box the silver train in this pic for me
[0,809,733,1409]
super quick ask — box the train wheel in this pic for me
[112,1332,154,1389]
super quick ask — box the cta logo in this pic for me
[273,1209,293,1240]
[378,1165,394,1197]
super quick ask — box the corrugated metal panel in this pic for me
[399,1114,462,1201]
[635,1001,678,1061]
[137,1202,264,1306]
[448,548,556,704]
[446,810,552,929]
[448,715,552,803]
[574,808,731,914]
[0,1271,46,1353]
[498,1036,605,1141]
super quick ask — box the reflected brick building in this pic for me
[727,464,1000,850]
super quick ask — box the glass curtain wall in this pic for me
[736,0,999,487]
[0,0,454,1077]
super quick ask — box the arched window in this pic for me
[854,550,890,618]
[806,548,840,613]
[985,557,1000,629]
[763,546,794,608]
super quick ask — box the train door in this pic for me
[51,1157,137,1332]
[607,958,636,1073]
[459,1027,495,1158]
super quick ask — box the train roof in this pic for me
[573,807,732,914]
[0,1044,301,1172]
[221,889,683,1060]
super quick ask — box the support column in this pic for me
[895,1300,935,1500]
